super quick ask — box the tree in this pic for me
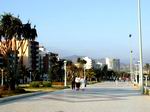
[77,58,86,77]
[77,58,86,67]
[101,65,108,80]
[0,13,37,90]
[144,63,150,75]
[94,68,102,82]
[66,60,77,82]
[86,69,96,81]
[48,53,64,82]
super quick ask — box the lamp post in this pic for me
[30,71,32,82]
[129,34,133,83]
[138,0,144,94]
[1,69,3,86]
[64,60,67,87]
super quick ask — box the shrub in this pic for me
[30,81,41,88]
[14,87,26,93]
[0,86,8,91]
[52,82,64,85]
[42,81,51,87]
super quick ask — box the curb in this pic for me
[0,91,48,104]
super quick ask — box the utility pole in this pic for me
[64,60,67,87]
[138,0,144,94]
[129,34,133,83]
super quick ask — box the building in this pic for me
[18,40,39,71]
[39,46,46,74]
[93,61,103,69]
[105,58,120,71]
[82,57,92,69]
[39,46,52,74]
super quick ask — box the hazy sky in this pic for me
[0,0,150,63]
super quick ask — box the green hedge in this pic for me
[30,81,51,88]
[42,81,52,87]
[30,81,41,88]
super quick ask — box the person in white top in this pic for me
[75,76,80,90]
[80,76,85,91]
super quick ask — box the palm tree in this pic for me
[77,58,86,77]
[0,13,37,90]
[144,63,150,75]
[66,60,77,82]
[48,53,64,82]
[86,69,96,82]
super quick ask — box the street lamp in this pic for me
[84,64,86,79]
[64,60,67,87]
[129,34,133,83]
[1,69,3,86]
[30,71,32,82]
[138,0,144,94]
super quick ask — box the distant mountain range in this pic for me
[63,55,129,71]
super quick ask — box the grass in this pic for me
[144,80,150,87]
[0,84,66,98]
[0,87,31,98]
[24,86,65,92]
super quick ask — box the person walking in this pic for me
[71,75,76,90]
[75,76,81,90]
[80,76,85,91]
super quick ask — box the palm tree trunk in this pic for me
[9,38,17,90]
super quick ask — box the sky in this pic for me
[0,0,150,63]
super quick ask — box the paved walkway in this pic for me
[0,81,150,112]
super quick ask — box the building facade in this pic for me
[17,40,39,71]
[105,58,120,71]
[82,57,92,69]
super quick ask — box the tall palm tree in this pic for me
[66,60,77,82]
[0,13,37,90]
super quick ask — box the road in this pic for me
[0,81,150,112]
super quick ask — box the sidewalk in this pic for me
[0,81,150,112]
[0,91,48,104]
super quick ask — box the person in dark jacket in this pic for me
[71,76,76,90]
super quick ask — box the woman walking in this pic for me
[80,76,85,91]
[75,76,81,90]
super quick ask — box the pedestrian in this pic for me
[115,77,118,86]
[80,76,85,91]
[75,76,81,90]
[71,75,76,90]
[85,77,87,87]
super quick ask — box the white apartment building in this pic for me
[39,46,47,70]
[105,58,120,71]
[82,57,92,69]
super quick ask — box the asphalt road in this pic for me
[0,81,150,112]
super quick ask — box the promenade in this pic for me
[0,81,150,112]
